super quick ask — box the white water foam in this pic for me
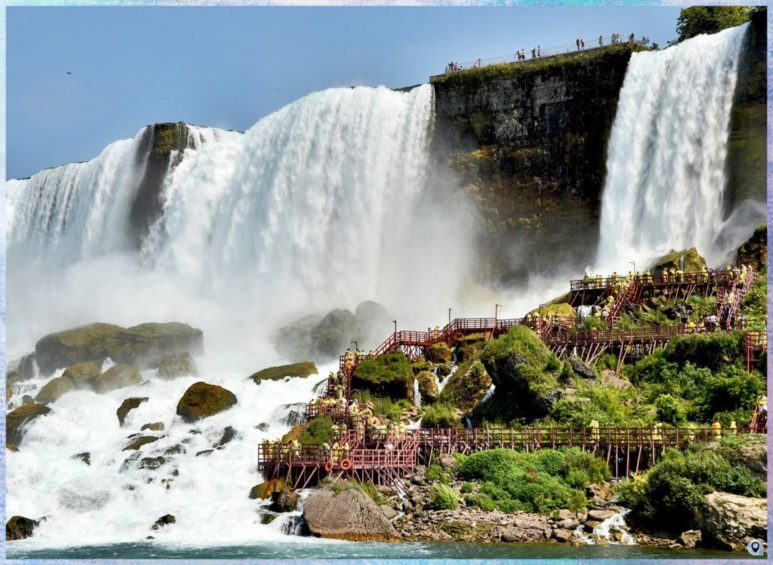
[596,24,756,271]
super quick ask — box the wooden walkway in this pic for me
[257,425,748,488]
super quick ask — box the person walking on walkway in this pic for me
[599,35,603,46]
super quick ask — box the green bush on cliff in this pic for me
[742,266,767,331]
[351,390,412,421]
[352,352,414,400]
[677,6,753,42]
[548,384,650,427]
[616,441,766,533]
[654,394,687,425]
[422,402,461,428]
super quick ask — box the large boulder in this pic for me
[157,352,197,378]
[428,342,453,364]
[6,516,39,540]
[480,325,564,419]
[35,375,76,404]
[649,248,707,274]
[9,353,36,381]
[351,352,414,401]
[270,483,298,513]
[34,322,203,375]
[249,362,317,384]
[310,309,358,359]
[176,382,237,422]
[438,361,492,411]
[117,397,149,426]
[303,486,400,541]
[93,364,143,393]
[62,361,102,390]
[7,403,51,447]
[35,323,123,375]
[699,492,767,551]
[735,224,766,271]
[105,322,203,368]
[416,371,439,404]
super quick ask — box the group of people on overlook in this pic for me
[445,33,637,74]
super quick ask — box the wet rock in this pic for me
[568,357,595,379]
[141,422,165,432]
[279,403,307,427]
[11,353,37,381]
[553,528,573,543]
[176,382,237,422]
[7,403,51,447]
[34,322,203,375]
[139,456,167,470]
[249,362,318,384]
[95,364,143,394]
[260,513,277,525]
[679,529,702,549]
[62,361,102,390]
[164,444,186,456]
[117,397,149,426]
[303,486,401,541]
[6,516,39,540]
[35,323,124,375]
[250,479,287,500]
[151,514,176,530]
[21,395,34,406]
[256,423,270,432]
[558,518,579,529]
[587,509,616,521]
[214,426,237,449]
[270,485,298,513]
[157,351,198,378]
[649,248,707,275]
[416,371,439,404]
[73,452,91,465]
[699,492,767,551]
[195,449,213,457]
[35,375,76,404]
[123,435,160,451]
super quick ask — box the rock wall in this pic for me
[431,46,640,284]
[724,9,766,215]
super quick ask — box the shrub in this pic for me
[662,332,743,372]
[457,449,520,482]
[299,416,333,444]
[655,394,687,425]
[426,464,452,484]
[464,493,497,511]
[566,469,591,489]
[430,484,459,510]
[460,482,474,494]
[422,402,461,428]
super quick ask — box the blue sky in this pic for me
[7,6,683,179]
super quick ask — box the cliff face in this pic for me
[431,46,640,285]
[724,9,766,215]
[129,123,192,246]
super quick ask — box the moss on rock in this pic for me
[480,325,564,419]
[117,397,149,426]
[649,248,707,274]
[157,352,198,379]
[417,371,439,404]
[35,323,124,375]
[439,360,492,412]
[428,343,453,364]
[249,361,317,384]
[352,352,414,401]
[176,381,237,422]
[735,224,767,271]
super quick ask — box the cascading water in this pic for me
[5,84,478,549]
[596,24,757,271]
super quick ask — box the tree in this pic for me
[676,6,752,42]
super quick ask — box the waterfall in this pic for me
[6,84,471,357]
[596,24,754,271]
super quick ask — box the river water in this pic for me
[7,540,752,560]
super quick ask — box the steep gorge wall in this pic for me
[724,9,766,215]
[431,46,640,285]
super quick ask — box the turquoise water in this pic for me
[6,540,758,560]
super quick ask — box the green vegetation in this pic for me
[454,448,607,514]
[438,360,491,411]
[548,383,652,427]
[426,464,453,485]
[676,6,753,42]
[422,402,461,428]
[615,436,766,533]
[742,266,766,331]
[352,352,414,400]
[429,483,460,510]
[298,416,333,445]
[351,390,413,422]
